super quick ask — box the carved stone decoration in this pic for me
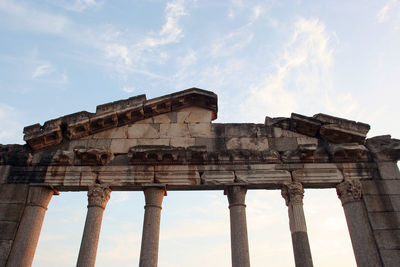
[336,180,362,205]
[74,148,114,166]
[281,144,317,163]
[281,182,304,206]
[327,143,369,162]
[52,151,74,165]
[87,184,111,209]
[366,135,400,162]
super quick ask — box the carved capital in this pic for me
[336,180,362,205]
[88,184,111,209]
[281,182,304,206]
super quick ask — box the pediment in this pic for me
[23,88,217,151]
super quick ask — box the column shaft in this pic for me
[226,186,250,267]
[337,181,382,267]
[6,186,56,267]
[77,184,111,267]
[282,182,313,267]
[139,187,166,267]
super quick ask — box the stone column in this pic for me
[76,184,111,267]
[225,186,250,267]
[336,180,382,267]
[6,186,57,267]
[139,187,166,267]
[281,182,313,267]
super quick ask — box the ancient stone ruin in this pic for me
[1,88,399,267]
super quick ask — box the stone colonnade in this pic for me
[5,180,379,267]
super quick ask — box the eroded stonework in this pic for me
[1,88,400,267]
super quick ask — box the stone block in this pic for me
[110,139,138,153]
[225,124,260,138]
[297,137,318,145]
[0,221,18,239]
[128,124,160,138]
[226,137,269,151]
[374,230,400,249]
[369,212,400,230]
[235,169,291,184]
[67,139,89,150]
[0,240,12,267]
[0,184,28,204]
[273,138,298,152]
[0,166,11,184]
[201,171,235,185]
[97,166,154,185]
[87,139,111,149]
[153,112,177,123]
[79,166,97,186]
[292,165,343,184]
[134,118,154,124]
[380,249,400,267]
[211,124,226,138]
[136,138,170,146]
[0,203,25,221]
[90,125,128,139]
[363,195,400,212]
[154,165,200,185]
[188,123,211,138]
[170,137,196,148]
[377,162,400,179]
[195,138,226,151]
[177,107,212,123]
[159,124,189,138]
[361,180,400,195]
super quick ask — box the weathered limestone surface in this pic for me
[77,184,111,267]
[282,182,313,267]
[139,187,166,267]
[226,186,250,267]
[6,186,57,267]
[1,88,400,266]
[337,180,382,267]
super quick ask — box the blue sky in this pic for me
[1,0,400,266]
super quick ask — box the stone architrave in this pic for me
[6,186,57,267]
[139,186,166,267]
[281,182,313,267]
[225,186,250,267]
[77,184,111,267]
[336,180,382,267]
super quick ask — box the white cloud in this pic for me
[141,0,187,48]
[0,0,68,34]
[211,29,254,57]
[241,17,358,121]
[32,63,55,79]
[122,86,135,93]
[377,0,400,29]
[62,0,102,12]
[105,44,132,65]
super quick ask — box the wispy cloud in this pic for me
[211,29,254,57]
[377,0,400,29]
[62,0,103,12]
[32,63,55,79]
[141,0,187,48]
[240,17,358,121]
[0,0,68,34]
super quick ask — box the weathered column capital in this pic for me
[336,180,362,205]
[225,186,247,208]
[27,186,58,210]
[281,182,304,206]
[143,187,166,209]
[88,184,111,209]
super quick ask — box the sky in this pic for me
[1,0,400,266]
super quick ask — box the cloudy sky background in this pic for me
[1,0,400,266]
